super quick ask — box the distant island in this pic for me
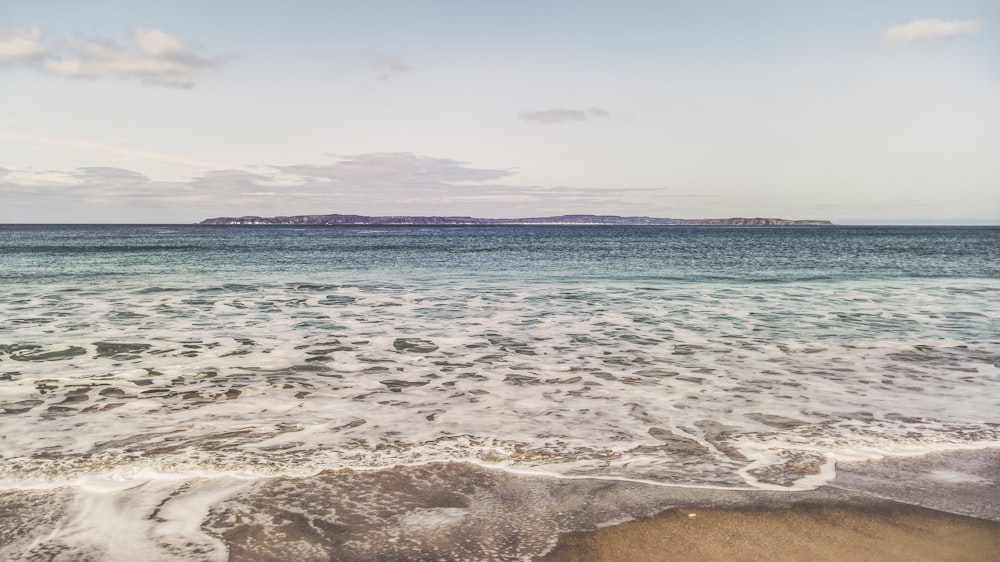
[199,214,833,226]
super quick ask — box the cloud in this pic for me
[368,53,411,81]
[43,29,222,87]
[0,27,47,65]
[1,153,652,221]
[0,167,157,207]
[279,153,515,185]
[75,166,150,188]
[0,27,222,86]
[519,108,610,124]
[883,19,983,44]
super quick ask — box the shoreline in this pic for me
[2,448,997,560]
[538,447,1000,561]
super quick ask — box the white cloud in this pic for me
[519,108,610,124]
[0,27,222,86]
[279,153,515,185]
[0,153,653,221]
[75,166,150,188]
[883,19,983,44]
[0,27,47,65]
[0,168,78,188]
[132,28,189,58]
[42,29,221,87]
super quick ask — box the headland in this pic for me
[199,213,833,226]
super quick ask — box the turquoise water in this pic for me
[1,225,998,490]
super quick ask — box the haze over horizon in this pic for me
[2,1,998,225]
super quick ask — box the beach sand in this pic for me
[2,450,998,560]
[201,448,1000,561]
[537,502,1000,562]
[540,448,1000,562]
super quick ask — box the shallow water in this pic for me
[1,224,998,558]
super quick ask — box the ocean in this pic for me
[1,224,998,560]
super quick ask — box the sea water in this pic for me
[1,225,998,557]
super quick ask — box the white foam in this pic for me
[1,277,998,493]
[49,477,249,561]
[926,469,991,484]
[398,507,469,529]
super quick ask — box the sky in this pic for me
[2,1,998,224]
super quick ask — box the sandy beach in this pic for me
[540,448,1000,562]
[538,503,1000,562]
[2,450,999,560]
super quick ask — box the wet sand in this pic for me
[539,448,1000,562]
[537,502,1000,562]
[540,448,1000,562]
[2,449,998,560]
[202,448,1000,561]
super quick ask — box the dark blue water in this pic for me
[2,225,998,284]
